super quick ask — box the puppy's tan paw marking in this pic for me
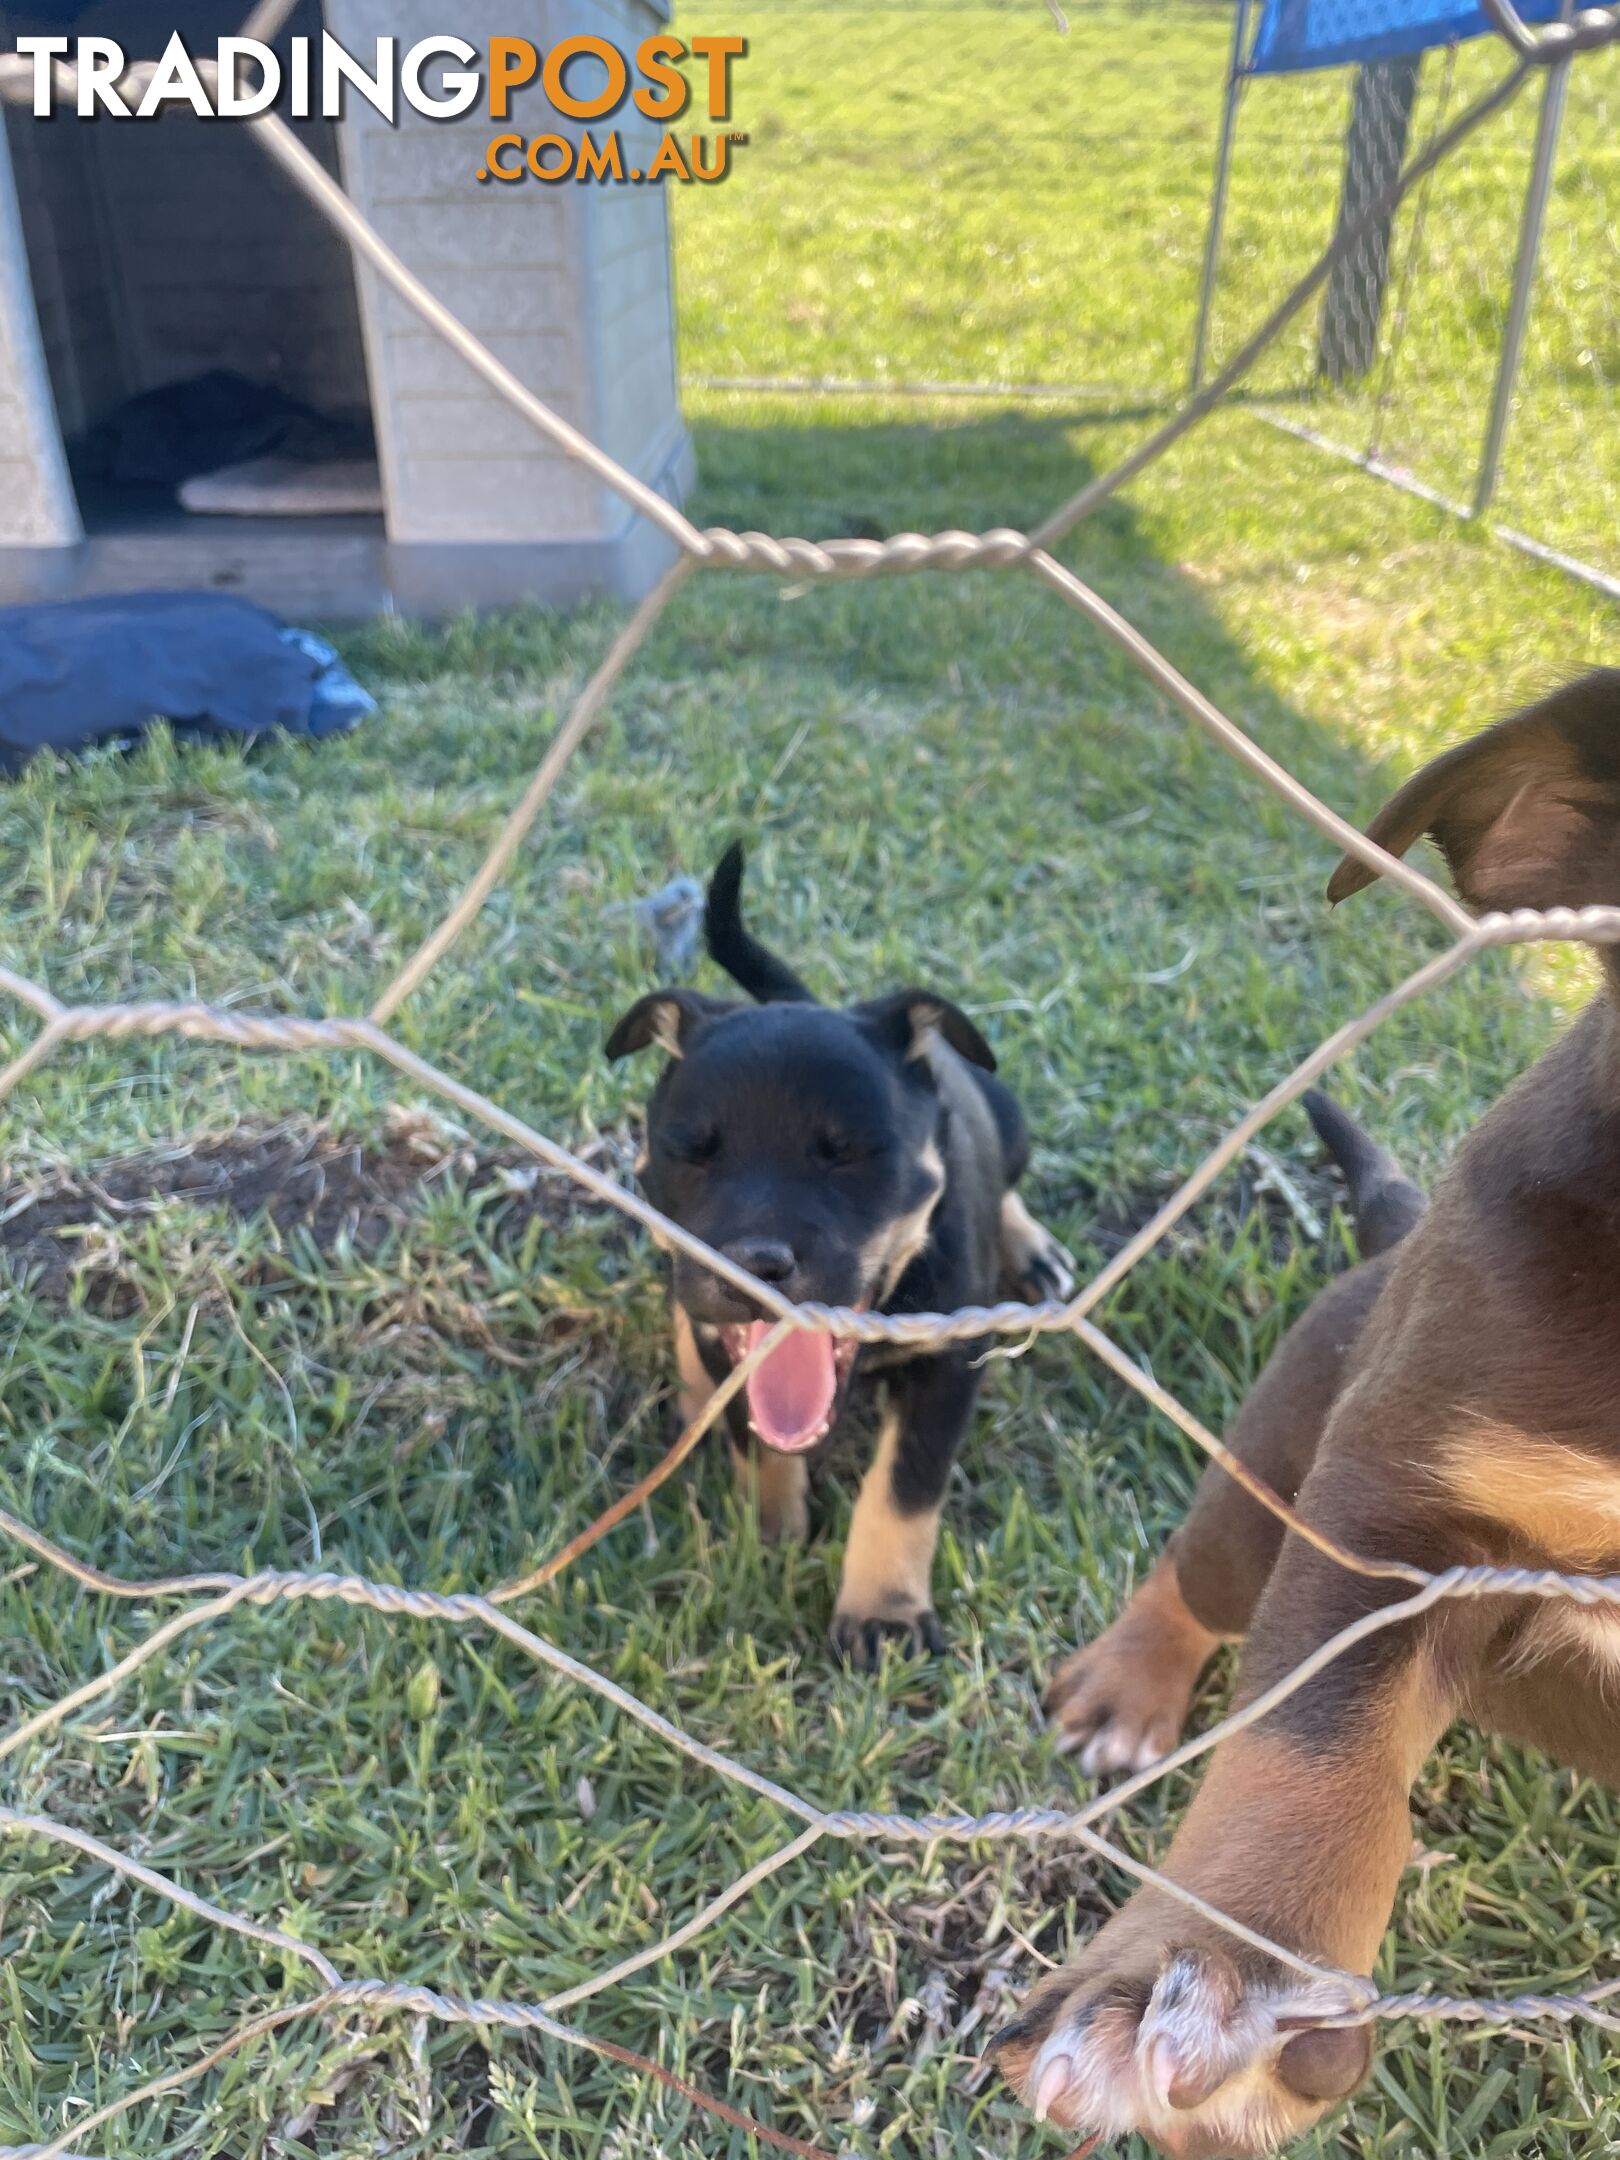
[1000,1192,1077,1303]
[1002,1946,1369,2159]
[1047,1665,1187,1777]
[1050,1656,1185,1777]
[1023,1226,1077,1302]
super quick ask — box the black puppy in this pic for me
[606,843,1073,1667]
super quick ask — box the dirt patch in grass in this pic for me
[0,1112,634,1308]
[834,1843,1116,2064]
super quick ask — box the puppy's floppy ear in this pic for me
[1328,668,1620,914]
[858,988,997,1072]
[605,989,735,1061]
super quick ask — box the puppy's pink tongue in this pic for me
[744,1321,837,1453]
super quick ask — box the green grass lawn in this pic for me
[1,5,1618,2155]
[679,2,1619,574]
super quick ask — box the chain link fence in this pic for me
[678,0,1238,403]
[0,4,1619,2152]
[686,3,1618,594]
[1203,30,1620,588]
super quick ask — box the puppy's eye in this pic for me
[810,1130,864,1169]
[665,1125,721,1167]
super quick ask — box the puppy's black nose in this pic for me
[723,1237,797,1285]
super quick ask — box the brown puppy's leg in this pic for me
[1047,1258,1393,1768]
[1467,1637,1620,1788]
[1004,1478,1492,2157]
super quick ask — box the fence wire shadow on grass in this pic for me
[2,0,1620,2151]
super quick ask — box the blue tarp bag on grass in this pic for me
[0,592,373,775]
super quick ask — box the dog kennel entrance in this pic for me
[0,0,696,614]
[0,0,384,613]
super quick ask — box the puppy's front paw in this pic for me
[1047,1644,1188,1778]
[996,1934,1371,2159]
[1000,1192,1077,1304]
[830,1598,945,1670]
[1021,1237,1076,1304]
[1046,1558,1223,1777]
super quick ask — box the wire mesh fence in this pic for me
[1,3,1620,2152]
[674,0,1238,402]
[683,3,1618,596]
[1491,44,1620,559]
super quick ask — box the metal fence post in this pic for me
[1190,0,1253,393]
[1471,40,1574,517]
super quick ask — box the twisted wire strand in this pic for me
[3,5,1620,2149]
[4,1499,1620,2031]
[7,722,1620,2147]
[6,911,1620,1617]
[9,906,1620,1359]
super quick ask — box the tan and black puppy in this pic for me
[998,667,1620,2156]
[607,842,1073,1668]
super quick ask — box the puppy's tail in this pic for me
[1303,1091,1426,1260]
[704,841,817,1004]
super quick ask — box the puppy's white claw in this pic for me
[1135,1950,1252,2116]
[1077,1719,1163,1779]
[1143,2032,1181,2112]
[1033,2050,1075,2123]
[1078,1731,1116,1777]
